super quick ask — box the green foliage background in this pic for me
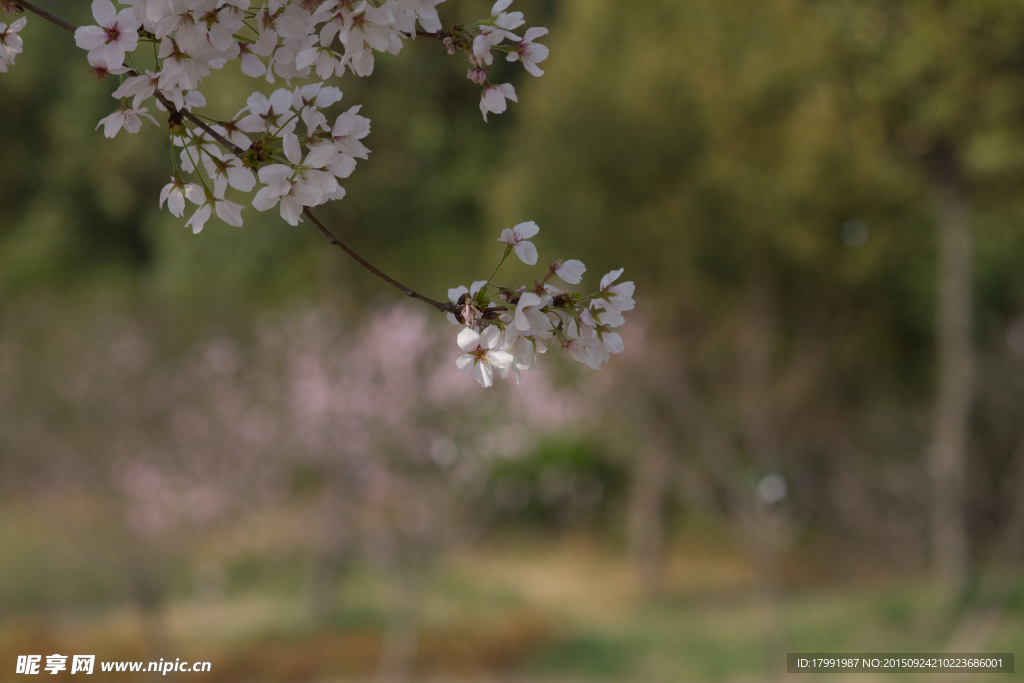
[3,0,1024,679]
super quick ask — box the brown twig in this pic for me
[10,0,75,34]
[157,92,247,157]
[15,0,458,315]
[303,209,457,313]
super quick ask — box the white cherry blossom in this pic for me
[74,0,141,70]
[292,82,343,112]
[238,89,294,133]
[253,172,319,225]
[502,323,546,383]
[112,71,159,108]
[507,26,548,77]
[404,0,444,33]
[210,120,253,150]
[479,82,516,121]
[203,152,257,198]
[456,326,513,388]
[252,139,344,225]
[471,0,523,67]
[554,259,586,284]
[159,176,204,217]
[296,42,344,78]
[582,299,626,328]
[514,292,547,331]
[0,16,27,70]
[448,281,488,304]
[441,221,632,385]
[199,5,244,52]
[498,220,539,265]
[86,50,131,81]
[156,37,211,91]
[186,192,245,233]
[237,41,267,77]
[96,104,158,138]
[560,320,602,369]
[489,0,525,33]
[471,28,505,67]
[596,329,624,355]
[330,105,371,158]
[599,269,636,312]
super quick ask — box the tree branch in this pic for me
[13,0,459,316]
[302,209,456,313]
[10,0,75,34]
[167,96,247,158]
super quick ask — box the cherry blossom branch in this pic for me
[8,0,74,34]
[11,1,244,155]
[166,101,246,158]
[163,94,245,154]
[8,0,628,390]
[12,0,457,315]
[302,209,457,313]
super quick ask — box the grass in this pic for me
[0,516,1022,682]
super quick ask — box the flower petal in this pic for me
[491,0,514,16]
[92,0,116,27]
[513,220,539,240]
[523,27,548,42]
[556,259,586,284]
[514,240,538,265]
[475,362,494,388]
[480,326,502,350]
[456,354,475,373]
[457,327,481,352]
[488,349,513,368]
[283,132,301,165]
[497,228,516,245]
[600,268,624,290]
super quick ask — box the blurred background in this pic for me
[2,0,1024,680]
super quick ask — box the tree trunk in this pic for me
[927,150,974,592]
[736,269,789,676]
[948,438,1024,653]
[126,545,173,683]
[309,477,355,624]
[627,436,673,596]
[376,562,422,683]
[738,266,778,468]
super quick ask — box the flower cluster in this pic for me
[0,0,550,232]
[450,222,634,388]
[456,0,549,120]
[2,1,636,383]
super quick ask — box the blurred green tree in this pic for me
[495,0,1024,595]
[828,0,1024,592]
